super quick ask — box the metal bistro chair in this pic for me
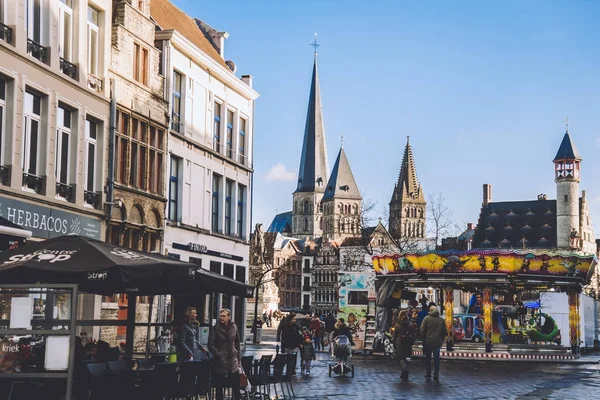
[282,352,297,398]
[86,362,112,400]
[240,356,255,378]
[151,362,181,400]
[175,361,205,400]
[268,353,288,399]
[195,358,214,399]
[248,354,272,399]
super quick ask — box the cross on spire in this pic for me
[566,116,569,133]
[339,133,345,147]
[311,33,320,56]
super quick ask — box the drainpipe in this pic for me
[105,78,116,241]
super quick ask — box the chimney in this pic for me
[195,19,229,59]
[467,223,474,230]
[483,184,492,206]
[241,75,253,88]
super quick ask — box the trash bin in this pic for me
[255,327,262,343]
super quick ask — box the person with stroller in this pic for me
[392,310,415,381]
[300,334,316,375]
[332,318,354,345]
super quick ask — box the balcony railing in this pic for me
[170,120,182,133]
[22,173,43,193]
[56,182,73,201]
[60,58,78,80]
[213,140,221,154]
[0,22,12,44]
[238,153,246,166]
[87,73,103,92]
[84,190,99,208]
[0,165,10,185]
[27,39,48,63]
[226,145,233,159]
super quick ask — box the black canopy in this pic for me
[0,235,253,297]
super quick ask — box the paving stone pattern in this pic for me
[244,327,600,400]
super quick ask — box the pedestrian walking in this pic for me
[318,318,326,352]
[208,308,241,400]
[392,310,415,381]
[309,315,322,351]
[325,313,336,350]
[419,305,445,381]
[177,307,209,361]
[300,335,316,375]
[279,312,303,372]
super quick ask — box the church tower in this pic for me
[389,136,426,242]
[554,123,581,250]
[292,50,329,239]
[322,144,362,241]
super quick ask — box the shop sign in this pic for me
[0,196,101,240]
[172,242,243,262]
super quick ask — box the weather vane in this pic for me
[339,133,345,147]
[566,117,569,133]
[311,33,320,56]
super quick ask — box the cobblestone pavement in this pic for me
[244,327,600,400]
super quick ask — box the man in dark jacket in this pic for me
[208,308,241,400]
[419,306,445,381]
[280,313,303,353]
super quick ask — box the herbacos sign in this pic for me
[0,196,101,239]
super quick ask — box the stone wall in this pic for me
[99,303,119,346]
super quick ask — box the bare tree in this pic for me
[427,192,460,247]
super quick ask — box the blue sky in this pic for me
[173,0,600,236]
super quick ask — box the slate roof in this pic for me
[150,0,229,70]
[295,57,329,194]
[473,199,557,249]
[322,147,362,201]
[553,132,582,161]
[267,211,292,234]
[390,136,425,204]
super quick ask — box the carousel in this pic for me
[372,249,597,361]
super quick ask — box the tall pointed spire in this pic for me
[392,136,423,202]
[295,44,329,193]
[322,145,362,201]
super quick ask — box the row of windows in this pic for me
[3,0,103,86]
[168,157,247,239]
[404,221,425,237]
[405,207,424,218]
[0,76,99,205]
[115,109,166,195]
[314,291,336,303]
[280,292,301,309]
[171,71,249,166]
[313,271,336,283]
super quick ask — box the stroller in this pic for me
[328,335,354,377]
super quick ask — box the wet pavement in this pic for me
[244,327,600,400]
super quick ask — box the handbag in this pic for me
[239,365,249,387]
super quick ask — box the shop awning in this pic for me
[0,235,253,297]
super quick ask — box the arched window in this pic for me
[419,208,423,218]
[341,220,345,232]
[405,208,410,217]
[319,218,323,230]
[303,218,309,231]
[319,201,323,213]
[303,201,310,214]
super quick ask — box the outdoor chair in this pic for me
[282,352,297,398]
[247,354,271,399]
[269,353,288,399]
[194,358,213,398]
[7,381,45,400]
[86,362,113,400]
[175,360,204,399]
[148,362,181,400]
[241,355,255,377]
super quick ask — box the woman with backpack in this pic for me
[392,310,415,381]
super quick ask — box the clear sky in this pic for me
[173,0,600,237]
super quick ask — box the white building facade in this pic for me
[151,0,258,333]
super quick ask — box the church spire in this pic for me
[392,136,423,202]
[322,145,362,202]
[295,41,329,194]
[389,136,426,241]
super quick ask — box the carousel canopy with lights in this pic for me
[372,249,597,292]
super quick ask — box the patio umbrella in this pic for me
[0,235,250,295]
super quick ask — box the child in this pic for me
[300,335,316,375]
